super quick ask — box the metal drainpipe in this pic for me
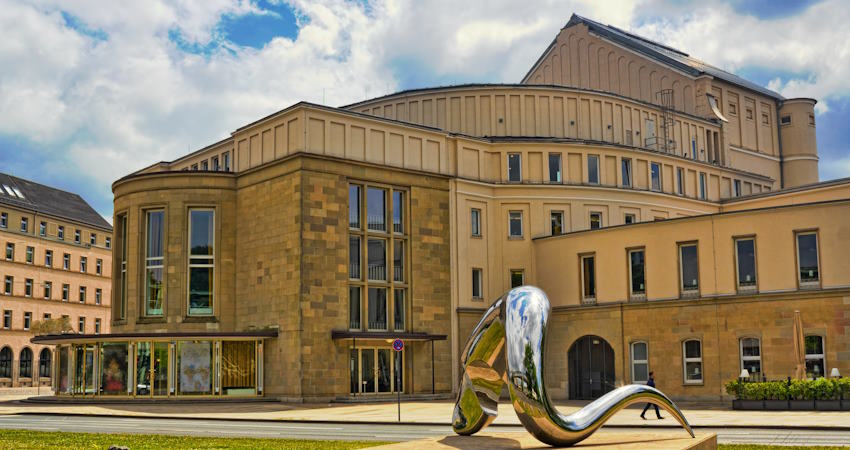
[776,100,785,189]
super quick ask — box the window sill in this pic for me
[683,382,704,386]
[183,316,218,323]
[470,235,482,239]
[507,236,524,240]
[136,316,166,324]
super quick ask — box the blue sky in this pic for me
[0,0,848,222]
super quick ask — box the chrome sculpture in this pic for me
[452,286,694,446]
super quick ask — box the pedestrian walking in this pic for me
[640,371,664,420]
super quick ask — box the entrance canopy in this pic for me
[330,330,446,342]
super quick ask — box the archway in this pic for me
[568,335,615,399]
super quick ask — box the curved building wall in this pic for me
[779,98,819,188]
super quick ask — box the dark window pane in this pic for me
[630,250,645,294]
[367,188,386,231]
[189,210,214,256]
[393,289,405,331]
[510,271,523,288]
[349,185,361,229]
[509,212,522,237]
[736,239,756,287]
[349,286,361,329]
[393,240,404,282]
[741,338,760,357]
[805,335,823,354]
[680,245,699,290]
[548,154,562,182]
[508,154,521,182]
[622,159,632,187]
[146,211,163,258]
[368,288,387,330]
[582,257,595,297]
[588,156,599,184]
[349,237,360,279]
[685,340,701,358]
[393,191,404,234]
[797,234,819,282]
[189,266,212,314]
[651,163,661,191]
[367,239,386,281]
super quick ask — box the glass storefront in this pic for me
[349,347,403,395]
[50,338,264,398]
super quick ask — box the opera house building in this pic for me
[35,14,849,401]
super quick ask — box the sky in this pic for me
[0,0,848,223]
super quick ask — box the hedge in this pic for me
[724,377,850,401]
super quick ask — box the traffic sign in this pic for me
[392,338,404,352]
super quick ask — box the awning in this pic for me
[706,94,729,122]
[31,330,279,345]
[330,330,446,342]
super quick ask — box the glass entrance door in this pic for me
[153,342,169,396]
[350,347,402,394]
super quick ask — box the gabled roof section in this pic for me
[523,14,784,100]
[0,173,111,230]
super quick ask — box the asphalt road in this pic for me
[1,414,849,446]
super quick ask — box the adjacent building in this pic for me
[0,173,112,388]
[35,14,849,401]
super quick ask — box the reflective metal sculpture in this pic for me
[452,286,694,446]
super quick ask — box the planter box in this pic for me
[789,400,815,410]
[764,400,789,410]
[816,400,842,411]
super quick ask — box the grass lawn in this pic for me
[0,429,388,449]
[720,445,844,450]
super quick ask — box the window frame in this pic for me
[678,242,700,297]
[187,207,216,317]
[621,158,633,188]
[510,269,524,289]
[804,335,826,379]
[548,153,563,183]
[734,236,758,292]
[579,253,596,304]
[739,337,762,381]
[116,212,128,321]
[550,210,564,236]
[589,212,602,230]
[698,173,707,200]
[795,230,820,289]
[20,217,28,233]
[733,180,741,197]
[508,211,523,238]
[470,208,482,237]
[624,213,636,225]
[627,247,647,301]
[587,154,600,185]
[682,339,703,384]
[507,153,522,183]
[630,341,649,383]
[471,268,483,300]
[676,168,684,196]
[143,209,166,317]
[650,162,662,192]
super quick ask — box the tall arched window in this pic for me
[682,339,702,384]
[38,348,52,378]
[19,348,32,378]
[0,347,12,378]
[739,337,761,380]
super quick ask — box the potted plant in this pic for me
[763,381,790,410]
[813,378,840,410]
[835,378,850,411]
[788,379,815,410]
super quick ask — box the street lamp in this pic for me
[831,368,841,378]
[739,369,750,380]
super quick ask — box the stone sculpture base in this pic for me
[374,431,717,449]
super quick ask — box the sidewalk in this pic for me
[1,395,848,429]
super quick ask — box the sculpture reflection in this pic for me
[452,286,694,447]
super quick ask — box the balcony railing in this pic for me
[368,264,386,281]
[367,215,385,232]
[393,266,403,282]
[349,263,360,279]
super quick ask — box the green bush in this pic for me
[728,378,846,400]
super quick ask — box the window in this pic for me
[115,214,127,320]
[762,113,769,125]
[19,348,32,378]
[650,163,661,192]
[580,255,596,303]
[780,115,791,125]
[507,153,521,182]
[44,281,51,299]
[25,246,33,264]
[740,338,761,381]
[624,213,636,224]
[472,268,483,299]
[631,342,649,383]
[188,209,215,316]
[728,103,737,115]
[698,173,707,200]
[78,317,85,333]
[808,114,815,126]
[80,256,87,273]
[735,238,757,291]
[589,212,602,230]
[587,155,600,184]
[5,242,13,260]
[79,286,86,303]
[62,284,69,301]
[212,156,220,171]
[39,348,51,378]
[676,168,684,195]
[201,160,209,170]
[510,269,524,288]
[63,253,70,270]
[20,217,28,233]
[89,233,96,245]
[367,187,386,232]
[144,210,165,316]
[0,212,5,228]
[25,278,32,297]
[43,313,50,320]
[470,208,481,237]
[550,211,564,235]
[74,229,81,244]
[191,164,198,171]
[796,231,819,287]
[2,310,10,329]
[95,318,101,335]
[95,288,102,305]
[548,153,562,183]
[0,347,10,378]
[23,312,31,330]
[628,249,646,300]
[57,225,64,240]
[3,276,11,295]
[223,152,231,171]
[679,243,699,295]
[683,340,703,383]
[733,180,741,197]
[508,211,523,238]
[691,139,698,160]
[348,183,407,333]
[96,259,102,275]
[621,158,632,188]
[45,250,52,267]
[805,335,825,378]
[745,108,753,120]
[105,237,111,249]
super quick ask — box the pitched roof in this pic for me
[0,173,111,230]
[524,14,783,100]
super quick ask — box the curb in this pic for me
[8,410,850,431]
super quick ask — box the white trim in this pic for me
[729,145,781,162]
[739,337,761,377]
[630,341,649,383]
[783,155,820,162]
[682,339,703,384]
